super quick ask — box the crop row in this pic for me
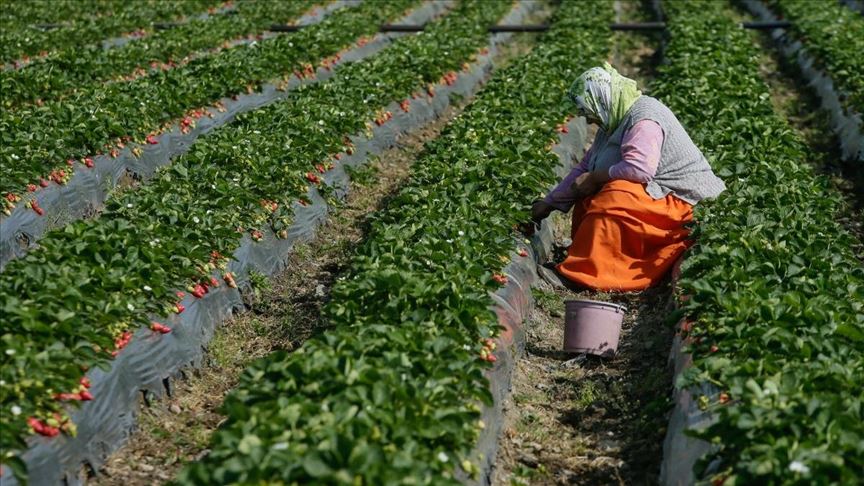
[768,0,864,114]
[656,0,864,483]
[175,1,613,483]
[0,0,521,478]
[0,0,319,108]
[0,0,221,64]
[0,0,415,211]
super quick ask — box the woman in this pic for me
[531,63,725,291]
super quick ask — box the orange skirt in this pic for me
[557,180,693,291]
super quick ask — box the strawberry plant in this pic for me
[656,0,864,483]
[768,0,864,114]
[0,0,517,479]
[176,1,613,483]
[0,0,421,211]
[0,0,317,108]
[0,0,221,64]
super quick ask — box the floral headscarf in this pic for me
[567,62,642,133]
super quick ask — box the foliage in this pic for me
[656,1,864,483]
[176,1,613,483]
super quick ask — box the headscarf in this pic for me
[567,62,642,133]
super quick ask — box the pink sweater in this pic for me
[544,120,663,211]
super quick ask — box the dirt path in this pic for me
[490,1,677,484]
[89,22,548,486]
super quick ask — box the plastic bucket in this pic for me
[563,300,626,357]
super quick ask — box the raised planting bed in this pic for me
[175,1,613,484]
[0,0,222,65]
[655,1,864,484]
[0,1,326,107]
[744,0,863,162]
[0,0,539,482]
[0,0,415,269]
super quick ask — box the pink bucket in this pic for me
[563,300,626,357]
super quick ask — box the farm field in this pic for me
[0,0,862,485]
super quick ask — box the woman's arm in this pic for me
[608,119,663,182]
[540,146,594,213]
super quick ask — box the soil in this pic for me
[88,20,548,486]
[490,1,680,485]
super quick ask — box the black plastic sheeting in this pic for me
[0,1,544,484]
[743,0,863,163]
[0,0,365,271]
[468,116,589,486]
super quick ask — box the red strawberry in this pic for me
[492,274,508,285]
[80,377,91,389]
[175,303,185,314]
[33,205,44,216]
[315,164,327,174]
[191,284,206,299]
[306,172,321,184]
[710,344,719,353]
[66,159,75,167]
[718,392,730,404]
[223,273,237,288]
[84,157,95,168]
[518,248,529,257]
[333,153,342,161]
[39,179,50,188]
[557,124,569,134]
[209,276,220,288]
[79,390,94,401]
[146,134,158,145]
[400,100,410,112]
[486,354,497,363]
[150,322,171,334]
[28,417,45,434]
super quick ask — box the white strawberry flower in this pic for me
[789,461,810,474]
[192,216,200,224]
[437,452,448,463]
[11,405,21,416]
[143,285,152,292]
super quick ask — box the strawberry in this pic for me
[315,164,327,174]
[176,291,186,299]
[84,157,95,168]
[66,159,75,167]
[80,377,91,389]
[33,205,44,216]
[492,273,508,285]
[557,124,569,134]
[251,230,264,241]
[518,248,529,257]
[305,172,321,184]
[334,153,342,161]
[400,100,410,112]
[278,229,288,239]
[718,392,730,404]
[209,276,220,288]
[175,303,185,314]
[298,199,309,206]
[146,134,158,145]
[79,390,94,401]
[486,354,497,363]
[39,179,49,188]
[710,344,719,353]
[191,284,206,299]
[223,273,237,288]
[150,322,171,334]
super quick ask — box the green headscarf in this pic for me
[567,62,642,133]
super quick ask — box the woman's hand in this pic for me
[571,170,609,198]
[531,200,554,222]
[521,200,554,236]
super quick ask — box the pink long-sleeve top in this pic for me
[543,120,663,212]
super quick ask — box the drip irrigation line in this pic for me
[269,21,793,33]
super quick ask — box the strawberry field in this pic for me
[0,0,862,484]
